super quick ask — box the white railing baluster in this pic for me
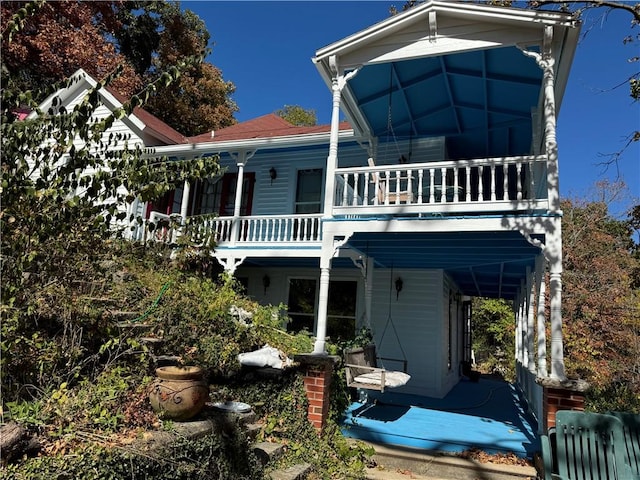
[517,162,523,201]
[341,173,349,206]
[478,166,484,201]
[503,165,509,201]
[364,172,371,206]
[383,171,390,205]
[465,166,471,202]
[453,165,459,203]
[353,174,359,206]
[417,169,424,204]
[429,168,435,203]
[490,164,496,201]
[528,161,535,200]
[440,167,446,203]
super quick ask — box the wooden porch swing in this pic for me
[344,268,411,393]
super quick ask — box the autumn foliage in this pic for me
[560,195,640,409]
[1,0,237,136]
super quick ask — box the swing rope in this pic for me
[382,65,405,163]
[377,264,408,371]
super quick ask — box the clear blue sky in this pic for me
[183,1,639,216]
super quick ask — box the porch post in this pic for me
[364,256,374,329]
[314,258,331,354]
[547,218,565,380]
[322,56,358,218]
[536,255,548,376]
[229,155,246,246]
[515,290,523,369]
[180,180,190,223]
[526,267,536,373]
[541,26,560,215]
[520,26,560,214]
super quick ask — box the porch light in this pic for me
[269,167,277,184]
[262,274,271,295]
[395,277,403,300]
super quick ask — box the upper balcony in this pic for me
[333,155,548,216]
[136,153,549,250]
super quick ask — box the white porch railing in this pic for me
[139,213,323,247]
[333,155,549,215]
[237,214,322,243]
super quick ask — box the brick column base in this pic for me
[537,377,589,432]
[294,354,339,433]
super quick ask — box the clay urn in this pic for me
[149,365,209,421]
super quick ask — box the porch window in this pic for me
[287,278,316,334]
[190,173,255,216]
[295,168,323,214]
[287,278,357,341]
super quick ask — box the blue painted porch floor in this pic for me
[341,378,540,459]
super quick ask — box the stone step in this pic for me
[365,443,537,480]
[269,462,313,480]
[115,321,151,328]
[245,422,263,441]
[253,441,285,466]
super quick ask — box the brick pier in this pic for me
[294,354,339,432]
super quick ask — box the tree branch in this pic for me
[529,1,640,22]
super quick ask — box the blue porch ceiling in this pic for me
[345,230,542,300]
[347,45,542,160]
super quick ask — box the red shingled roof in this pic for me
[188,113,351,143]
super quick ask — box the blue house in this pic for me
[41,1,581,444]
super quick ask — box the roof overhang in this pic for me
[313,1,580,159]
[149,128,359,158]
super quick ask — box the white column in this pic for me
[547,218,565,380]
[229,155,246,245]
[322,78,342,218]
[180,180,191,222]
[314,261,331,355]
[519,26,560,214]
[322,57,358,217]
[536,255,548,376]
[526,267,536,373]
[364,256,374,329]
[515,293,522,365]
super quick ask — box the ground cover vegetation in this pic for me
[1,2,372,477]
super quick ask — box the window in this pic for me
[327,280,357,342]
[287,278,317,334]
[191,173,255,216]
[287,278,357,342]
[295,169,323,214]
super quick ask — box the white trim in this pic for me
[147,129,358,158]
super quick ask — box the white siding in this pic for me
[216,142,369,216]
[441,274,463,395]
[369,268,445,398]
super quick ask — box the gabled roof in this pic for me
[107,88,188,145]
[30,69,188,146]
[314,1,580,159]
[188,113,351,143]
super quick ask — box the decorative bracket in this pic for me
[428,11,437,42]
[215,255,246,275]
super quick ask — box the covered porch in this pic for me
[342,376,540,458]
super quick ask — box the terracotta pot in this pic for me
[149,366,209,421]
